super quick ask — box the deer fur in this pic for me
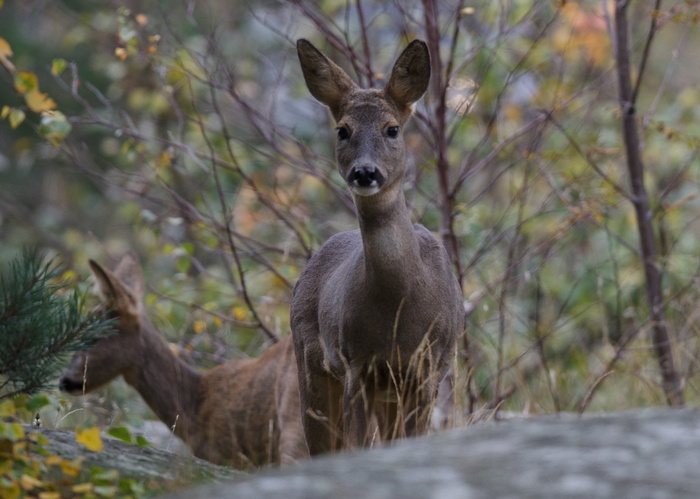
[291,39,465,454]
[59,253,308,468]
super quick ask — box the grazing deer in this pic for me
[291,39,465,454]
[59,253,308,468]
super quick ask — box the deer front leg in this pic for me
[343,368,375,449]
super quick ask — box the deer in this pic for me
[59,252,309,469]
[291,38,466,455]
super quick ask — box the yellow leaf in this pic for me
[75,427,103,452]
[14,71,37,93]
[0,483,20,499]
[212,316,222,328]
[25,89,57,113]
[39,492,61,499]
[19,474,43,491]
[71,483,94,494]
[232,306,247,321]
[60,458,83,477]
[0,37,14,72]
[0,399,14,417]
[193,320,207,334]
[45,455,63,466]
[156,150,172,168]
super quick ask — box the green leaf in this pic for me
[94,485,118,497]
[25,394,50,412]
[38,111,72,145]
[175,256,190,274]
[8,108,25,129]
[51,58,67,76]
[107,426,132,444]
[134,435,149,447]
[92,468,119,481]
[13,71,37,93]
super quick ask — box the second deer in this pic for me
[292,39,465,454]
[60,252,308,468]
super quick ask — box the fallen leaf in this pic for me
[75,426,103,452]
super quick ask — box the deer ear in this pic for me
[384,40,430,116]
[297,39,356,121]
[89,259,140,318]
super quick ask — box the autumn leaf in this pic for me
[75,426,103,452]
[0,399,15,417]
[71,483,94,494]
[38,492,62,499]
[14,71,38,93]
[193,319,207,334]
[8,109,25,129]
[25,89,57,112]
[60,458,83,477]
[0,37,14,72]
[232,306,247,321]
[45,455,64,466]
[19,474,43,491]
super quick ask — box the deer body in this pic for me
[292,39,465,454]
[60,253,308,468]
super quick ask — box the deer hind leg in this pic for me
[277,380,310,465]
[299,368,343,455]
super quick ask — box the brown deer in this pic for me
[291,39,465,454]
[59,252,309,469]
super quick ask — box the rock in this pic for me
[162,408,700,498]
[25,426,244,487]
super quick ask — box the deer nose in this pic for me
[348,167,385,188]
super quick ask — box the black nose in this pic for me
[348,167,385,188]
[58,377,82,393]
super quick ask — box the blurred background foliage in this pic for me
[1,0,700,431]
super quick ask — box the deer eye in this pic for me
[336,127,350,141]
[386,126,399,138]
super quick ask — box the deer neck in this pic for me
[126,323,203,441]
[354,182,422,287]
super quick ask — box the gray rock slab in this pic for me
[163,408,700,498]
[25,426,244,484]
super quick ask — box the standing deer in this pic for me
[59,253,308,468]
[291,39,465,454]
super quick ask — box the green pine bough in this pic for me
[0,249,115,400]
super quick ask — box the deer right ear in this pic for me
[297,39,356,121]
[89,259,140,318]
[113,251,145,302]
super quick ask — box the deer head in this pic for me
[59,252,146,394]
[297,39,430,199]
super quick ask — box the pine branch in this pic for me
[0,249,115,399]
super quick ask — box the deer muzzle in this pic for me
[348,167,385,190]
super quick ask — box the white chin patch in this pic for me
[350,184,380,197]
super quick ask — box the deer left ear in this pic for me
[384,40,431,114]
